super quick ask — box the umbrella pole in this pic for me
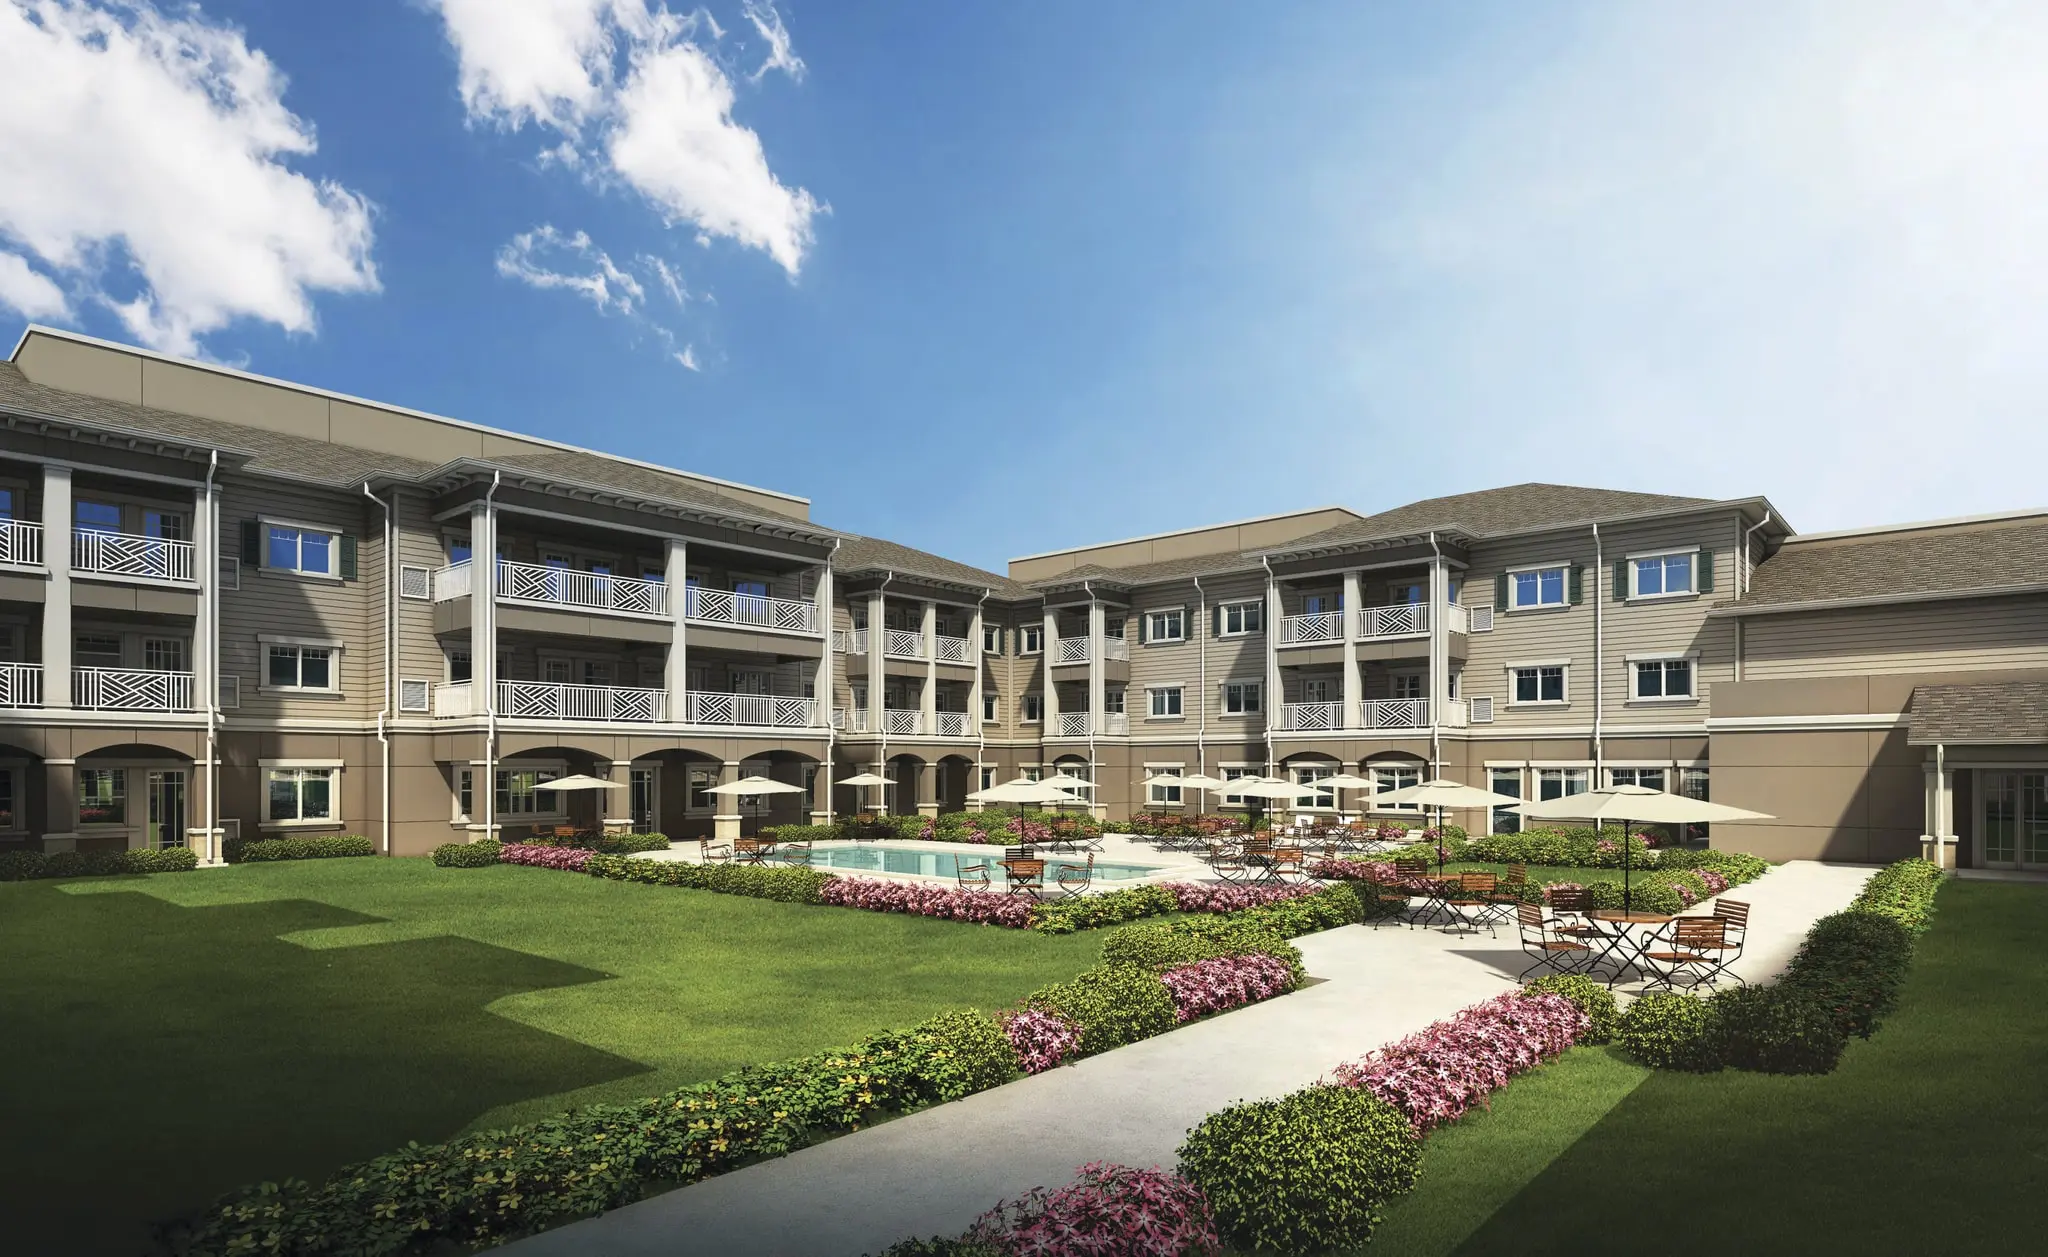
[1622,817,1631,914]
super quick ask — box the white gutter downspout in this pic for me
[822,538,842,819]
[203,450,220,864]
[482,471,501,843]
[1734,511,1773,684]
[876,571,895,797]
[974,585,990,797]
[1427,531,1443,780]
[1083,579,1098,802]
[1934,742,1949,870]
[1592,523,1604,781]
[1259,557,1276,779]
[1194,575,1209,811]
[364,482,394,855]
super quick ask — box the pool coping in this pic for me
[633,837,1212,890]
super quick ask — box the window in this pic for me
[1301,678,1330,704]
[1019,625,1044,654]
[983,624,1003,654]
[1610,767,1667,792]
[1019,765,1044,782]
[544,658,573,684]
[144,509,186,541]
[1373,763,1422,811]
[1143,609,1185,643]
[1292,765,1335,810]
[79,768,125,824]
[1537,768,1590,801]
[1105,687,1125,715]
[0,767,12,829]
[1631,552,1695,598]
[1512,664,1567,704]
[687,766,717,812]
[1680,767,1711,844]
[267,768,335,823]
[75,634,122,666]
[1389,582,1424,605]
[1221,681,1261,715]
[448,535,473,565]
[1148,686,1183,718]
[1221,766,1257,806]
[268,644,334,690]
[1390,673,1423,700]
[583,661,613,686]
[1219,600,1262,636]
[75,500,122,533]
[1302,593,1336,615]
[980,767,997,792]
[496,767,564,816]
[1511,565,1567,609]
[457,769,473,820]
[1147,766,1183,806]
[266,524,335,576]
[218,676,241,709]
[1490,768,1523,834]
[447,648,472,684]
[1634,658,1694,700]
[982,692,998,722]
[1021,694,1044,722]
[143,638,186,672]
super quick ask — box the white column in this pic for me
[920,599,937,734]
[1341,569,1362,731]
[812,562,833,733]
[1263,572,1283,740]
[41,466,72,709]
[469,499,496,707]
[866,590,886,729]
[1087,599,1106,727]
[1042,604,1060,726]
[1428,555,1450,728]
[967,600,986,743]
[714,759,743,839]
[192,482,217,708]
[665,538,689,723]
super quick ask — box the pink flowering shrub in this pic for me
[1001,1008,1083,1073]
[1698,869,1730,896]
[964,1161,1221,1257]
[1331,991,1587,1133]
[1307,858,1398,882]
[498,843,595,872]
[1162,881,1326,913]
[1542,881,1587,904]
[1160,955,1297,1023]
[819,876,1037,927]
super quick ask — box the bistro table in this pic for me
[1585,910,1677,987]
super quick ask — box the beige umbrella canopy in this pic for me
[1378,777,1527,874]
[705,775,807,796]
[533,774,625,791]
[838,772,893,788]
[1039,772,1093,789]
[1177,773,1229,789]
[967,778,1076,806]
[1228,778,1310,800]
[1512,784,1773,910]
[1139,772,1186,787]
[1318,773,1375,790]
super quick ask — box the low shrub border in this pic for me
[0,846,197,881]
[431,840,502,868]
[228,834,375,863]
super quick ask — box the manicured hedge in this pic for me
[1617,991,1724,1072]
[0,846,197,881]
[1523,973,1618,1045]
[520,832,673,854]
[228,835,375,863]
[584,852,832,903]
[1100,916,1303,979]
[1029,884,1177,934]
[1025,965,1180,1056]
[430,840,502,868]
[1780,910,1916,1040]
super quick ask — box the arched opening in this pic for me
[77,742,197,854]
[1051,755,1095,812]
[737,749,821,833]
[934,754,976,814]
[1362,751,1428,821]
[0,740,43,850]
[633,746,726,840]
[1280,750,1343,815]
[884,754,926,817]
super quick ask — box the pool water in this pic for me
[767,842,1163,882]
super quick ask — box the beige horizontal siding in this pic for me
[1742,594,2048,678]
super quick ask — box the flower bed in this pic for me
[819,877,1036,927]
[1160,954,1296,1023]
[959,1161,1221,1257]
[499,843,596,872]
[1330,991,1586,1133]
[1161,880,1326,913]
[1001,1008,1082,1074]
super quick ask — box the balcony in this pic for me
[1359,604,1429,639]
[934,634,972,663]
[1362,697,1430,729]
[883,629,925,660]
[683,692,818,728]
[499,560,669,618]
[0,662,42,707]
[1053,637,1090,664]
[0,519,44,567]
[834,628,868,654]
[75,667,195,712]
[833,707,867,732]
[1105,638,1131,662]
[884,708,922,734]
[686,587,819,635]
[1278,611,1344,645]
[434,679,668,722]
[73,529,195,583]
[936,711,972,737]
[1278,700,1343,732]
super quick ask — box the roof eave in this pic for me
[1713,579,2048,618]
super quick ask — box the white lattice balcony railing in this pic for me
[1056,712,1091,737]
[884,629,925,659]
[1362,697,1430,729]
[74,667,194,711]
[684,692,817,728]
[1279,611,1343,645]
[0,662,43,707]
[1360,603,1429,639]
[434,681,475,717]
[1105,638,1130,661]
[0,519,44,567]
[1104,712,1129,735]
[884,708,923,734]
[497,680,666,722]
[934,634,971,663]
[936,711,971,737]
[836,707,871,732]
[73,529,195,582]
[685,587,819,634]
[496,560,669,617]
[1280,701,1343,731]
[433,561,473,601]
[1053,636,1090,664]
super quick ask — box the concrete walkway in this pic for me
[499,860,1871,1257]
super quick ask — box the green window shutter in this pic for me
[1612,560,1628,601]
[1569,565,1585,605]
[1211,604,1222,637]
[340,534,358,581]
[241,520,260,567]
[1697,548,1716,593]
[1138,613,1149,644]
[1494,573,1509,611]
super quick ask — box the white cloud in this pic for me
[0,0,376,355]
[495,225,645,314]
[674,344,700,370]
[430,0,817,276]
[741,0,803,83]
[639,254,690,305]
[0,250,67,319]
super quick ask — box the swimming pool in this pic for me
[765,842,1165,882]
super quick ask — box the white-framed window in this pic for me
[1019,764,1044,783]
[1633,656,1695,700]
[1537,767,1590,800]
[1489,767,1523,834]
[982,691,998,722]
[1147,763,1184,806]
[1630,552,1695,599]
[1219,600,1263,637]
[1221,680,1261,715]
[1144,608,1185,643]
[0,765,15,831]
[1105,686,1126,715]
[1610,766,1667,791]
[79,767,126,824]
[1510,565,1568,609]
[1301,678,1330,704]
[1292,765,1336,810]
[1221,765,1257,807]
[266,643,337,691]
[143,637,186,672]
[220,555,240,590]
[1510,663,1568,705]
[1389,673,1423,701]
[983,624,1003,654]
[447,647,472,684]
[980,766,997,792]
[1019,625,1044,654]
[75,633,122,666]
[265,522,338,577]
[1021,693,1044,722]
[497,766,565,816]
[1148,686,1183,719]
[1372,763,1422,811]
[266,766,336,824]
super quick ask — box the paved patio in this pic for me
[498,859,1873,1257]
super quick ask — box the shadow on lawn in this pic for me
[0,881,645,1257]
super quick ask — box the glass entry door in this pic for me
[147,770,187,851]
[630,767,658,833]
[1979,772,2048,869]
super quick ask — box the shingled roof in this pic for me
[1908,680,2048,745]
[833,534,1033,597]
[1272,483,1716,554]
[1742,516,2048,609]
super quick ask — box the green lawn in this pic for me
[1,860,1106,1256]
[1365,878,2045,1256]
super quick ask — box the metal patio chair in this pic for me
[1517,902,1594,981]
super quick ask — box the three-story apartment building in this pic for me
[2,324,2041,871]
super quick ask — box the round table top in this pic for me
[1591,910,1674,924]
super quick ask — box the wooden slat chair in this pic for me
[1543,885,1613,950]
[1054,854,1095,899]
[732,838,767,865]
[1265,843,1307,883]
[1642,916,1730,991]
[1359,864,1413,929]
[701,841,733,864]
[778,842,815,867]
[1480,863,1530,927]
[1692,899,1751,986]
[1518,903,1594,980]
[1443,872,1501,936]
[956,860,991,891]
[1002,856,1046,898]
[1204,841,1252,884]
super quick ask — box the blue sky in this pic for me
[5,1,2048,572]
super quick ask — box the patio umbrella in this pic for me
[838,771,892,813]
[533,774,625,791]
[1512,785,1772,911]
[1176,771,1228,815]
[705,775,807,796]
[1376,778,1525,875]
[1038,771,1094,808]
[1227,777,1308,828]
[966,778,1076,806]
